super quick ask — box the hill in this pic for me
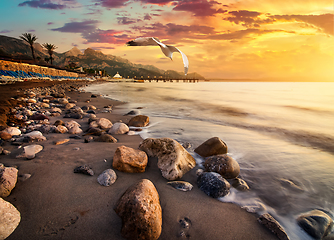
[0,35,204,80]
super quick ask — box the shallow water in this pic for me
[86,81,334,239]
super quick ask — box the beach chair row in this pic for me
[0,70,79,81]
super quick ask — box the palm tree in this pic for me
[42,43,57,65]
[20,33,38,60]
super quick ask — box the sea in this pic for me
[85,81,334,239]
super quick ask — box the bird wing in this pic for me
[166,45,189,75]
[127,37,162,46]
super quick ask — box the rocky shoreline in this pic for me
[1,80,331,240]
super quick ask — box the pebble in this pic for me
[54,139,70,145]
[167,181,193,192]
[97,169,117,186]
[73,165,94,176]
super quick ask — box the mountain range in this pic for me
[0,35,204,80]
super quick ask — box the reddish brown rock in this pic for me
[204,154,240,179]
[194,137,228,157]
[114,179,162,240]
[0,131,12,140]
[113,146,148,173]
[128,115,149,127]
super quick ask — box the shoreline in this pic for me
[0,80,279,240]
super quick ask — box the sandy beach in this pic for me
[0,80,279,240]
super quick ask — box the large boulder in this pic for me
[203,154,240,179]
[297,209,333,239]
[113,146,148,173]
[0,198,21,240]
[139,138,196,180]
[114,179,162,240]
[108,122,129,135]
[194,137,228,157]
[0,166,18,197]
[197,172,230,198]
[128,115,149,127]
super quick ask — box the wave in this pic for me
[284,105,334,115]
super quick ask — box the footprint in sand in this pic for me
[39,215,79,236]
[178,217,192,239]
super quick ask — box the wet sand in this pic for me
[0,80,278,240]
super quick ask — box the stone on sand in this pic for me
[113,146,148,173]
[97,169,117,186]
[128,115,149,127]
[24,131,46,141]
[114,179,162,240]
[55,125,68,134]
[167,181,193,192]
[0,166,18,197]
[297,209,333,240]
[204,154,240,179]
[23,144,43,159]
[0,198,21,240]
[108,122,129,135]
[197,172,230,198]
[94,134,117,143]
[258,213,290,240]
[96,118,113,130]
[139,138,196,180]
[74,165,94,176]
[231,178,249,191]
[194,137,228,157]
[2,127,21,137]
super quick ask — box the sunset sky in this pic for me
[0,0,333,80]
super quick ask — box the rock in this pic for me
[139,138,196,180]
[2,127,21,137]
[124,110,141,116]
[58,98,69,104]
[297,209,333,239]
[39,102,50,108]
[84,136,94,143]
[231,178,249,191]
[197,172,230,198]
[65,120,81,129]
[97,169,117,186]
[94,134,117,143]
[167,181,193,191]
[27,98,36,103]
[87,105,96,110]
[113,146,148,173]
[0,131,12,140]
[96,118,113,130]
[64,112,83,119]
[0,198,21,239]
[89,121,99,129]
[0,167,18,197]
[65,121,82,134]
[74,165,94,176]
[258,213,290,240]
[2,150,10,155]
[50,107,62,114]
[54,139,70,145]
[29,113,49,121]
[86,110,96,114]
[64,103,76,110]
[22,144,43,159]
[24,131,46,141]
[203,154,240,179]
[86,127,104,136]
[55,125,68,134]
[114,179,162,240]
[128,115,149,127]
[194,137,228,157]
[68,125,83,135]
[108,122,129,135]
[18,173,32,182]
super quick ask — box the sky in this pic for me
[0,0,333,80]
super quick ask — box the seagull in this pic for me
[127,37,189,75]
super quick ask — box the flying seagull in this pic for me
[127,37,189,75]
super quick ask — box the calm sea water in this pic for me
[85,81,334,239]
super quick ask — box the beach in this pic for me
[0,80,280,240]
